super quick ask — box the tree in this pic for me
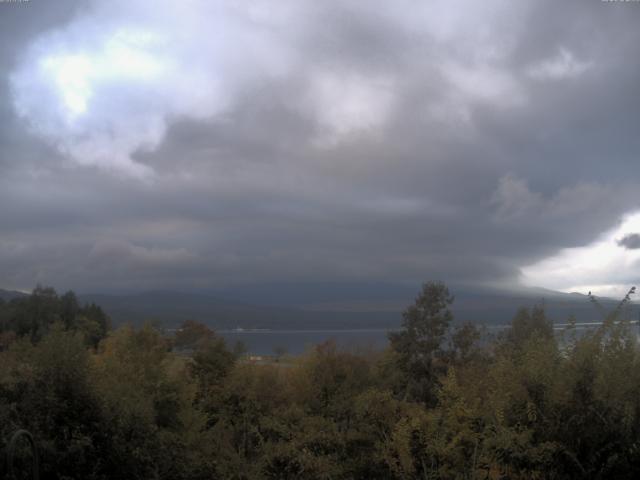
[506,305,553,349]
[94,323,211,479]
[77,302,110,347]
[388,281,454,404]
[0,325,107,479]
[449,322,482,365]
[0,287,110,348]
[174,320,215,351]
[190,334,236,409]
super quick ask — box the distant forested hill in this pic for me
[77,290,399,330]
[77,286,630,330]
[0,288,27,301]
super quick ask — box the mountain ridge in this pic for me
[77,285,629,330]
[0,288,28,301]
[3,284,630,330]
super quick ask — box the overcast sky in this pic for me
[1,0,639,297]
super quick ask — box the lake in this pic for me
[218,321,630,355]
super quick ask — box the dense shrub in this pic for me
[2,283,640,479]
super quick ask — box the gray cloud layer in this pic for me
[618,234,640,250]
[1,0,640,294]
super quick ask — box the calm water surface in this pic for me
[218,322,627,355]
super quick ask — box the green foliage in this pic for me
[174,319,216,350]
[4,282,640,479]
[505,305,554,350]
[388,281,455,404]
[0,286,110,348]
[0,326,107,479]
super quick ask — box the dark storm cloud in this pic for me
[1,0,640,295]
[618,234,640,250]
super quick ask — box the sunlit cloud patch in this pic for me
[522,212,640,298]
[9,1,294,178]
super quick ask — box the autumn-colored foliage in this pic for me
[1,283,640,479]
